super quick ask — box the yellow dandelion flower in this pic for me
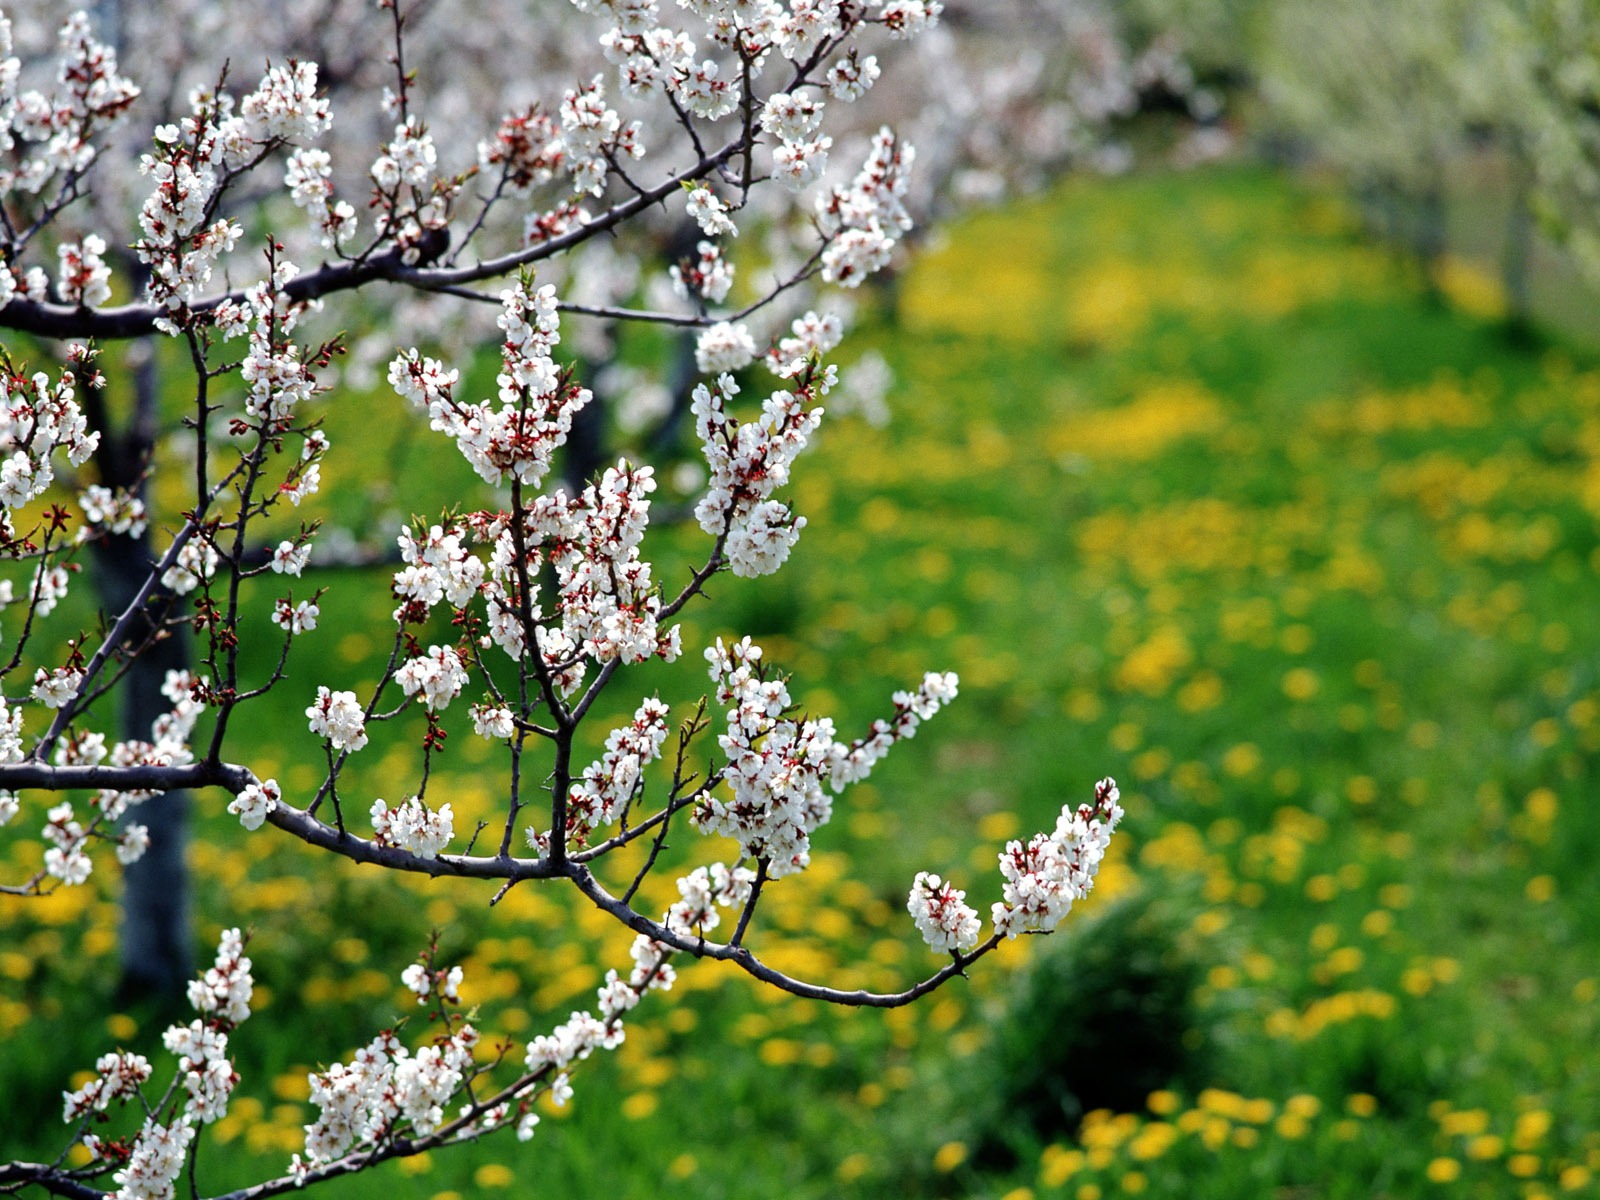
[1559,1165,1592,1191]
[1508,1154,1541,1178]
[1039,1145,1085,1188]
[1466,1135,1505,1160]
[620,1092,658,1120]
[1347,1094,1378,1118]
[1425,1158,1462,1183]
[933,1141,968,1174]
[836,1154,871,1183]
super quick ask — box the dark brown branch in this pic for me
[0,1163,107,1200]
[0,133,748,341]
[566,864,998,1008]
[0,760,251,794]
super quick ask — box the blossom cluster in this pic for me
[817,127,915,286]
[390,281,587,489]
[188,926,255,1023]
[393,521,484,613]
[531,461,682,666]
[57,235,111,307]
[129,63,332,313]
[306,686,369,752]
[0,11,138,201]
[692,371,823,579]
[904,777,1125,953]
[395,644,469,712]
[109,1121,195,1200]
[284,145,357,249]
[670,239,734,305]
[26,563,66,617]
[519,863,752,1136]
[695,638,959,876]
[772,309,845,373]
[41,799,92,884]
[61,1051,153,1122]
[0,358,99,521]
[271,597,320,636]
[562,696,671,844]
[61,930,253,1200]
[694,636,836,874]
[478,104,565,196]
[28,669,209,886]
[369,796,456,859]
[161,1018,238,1123]
[558,73,638,195]
[907,871,981,954]
[765,89,832,191]
[992,777,1124,937]
[77,483,149,540]
[684,184,736,237]
[664,861,756,939]
[227,778,281,831]
[299,1024,479,1167]
[392,475,681,701]
[238,261,321,429]
[370,115,461,257]
[159,537,218,596]
[401,960,464,1005]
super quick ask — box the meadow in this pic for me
[5,163,1600,1198]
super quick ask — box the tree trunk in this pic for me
[111,578,193,1004]
[1502,149,1535,334]
[645,329,702,464]
[1409,179,1447,304]
[88,342,194,1004]
[563,378,608,494]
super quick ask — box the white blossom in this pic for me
[240,61,331,142]
[827,51,880,100]
[186,926,254,1024]
[58,234,112,307]
[370,796,455,858]
[907,871,980,953]
[685,185,737,237]
[32,666,82,709]
[695,321,757,374]
[395,645,469,712]
[161,538,218,595]
[992,779,1123,938]
[564,697,671,842]
[270,540,311,576]
[62,1052,153,1121]
[228,779,280,831]
[116,824,150,865]
[271,598,319,635]
[111,1119,194,1200]
[305,687,368,752]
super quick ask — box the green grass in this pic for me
[5,162,1600,1198]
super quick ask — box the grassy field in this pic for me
[5,163,1600,1199]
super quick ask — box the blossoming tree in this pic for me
[1258,0,1472,279]
[0,2,1122,1196]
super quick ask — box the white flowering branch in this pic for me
[0,1,1130,1196]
